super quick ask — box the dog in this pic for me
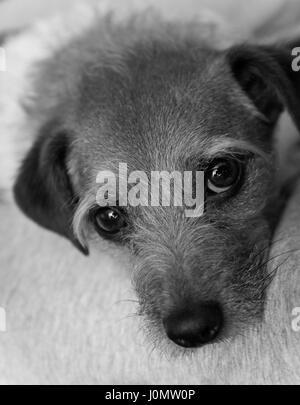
[10,10,300,353]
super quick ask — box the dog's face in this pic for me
[14,27,300,349]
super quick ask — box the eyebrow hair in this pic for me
[73,193,96,247]
[203,137,269,161]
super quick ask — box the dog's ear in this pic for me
[227,43,300,131]
[13,120,89,255]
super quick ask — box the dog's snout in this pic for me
[163,302,223,348]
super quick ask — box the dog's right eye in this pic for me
[92,207,127,235]
[206,159,243,195]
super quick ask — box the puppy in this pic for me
[12,13,300,350]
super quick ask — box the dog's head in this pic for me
[13,23,300,349]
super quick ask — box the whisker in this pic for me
[249,235,289,265]
[114,299,139,305]
[116,312,141,322]
[253,248,300,274]
[262,256,291,298]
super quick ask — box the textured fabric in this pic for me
[0,0,300,384]
[0,0,299,38]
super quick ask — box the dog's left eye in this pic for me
[93,207,127,234]
[206,159,242,194]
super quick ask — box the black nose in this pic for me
[163,302,223,348]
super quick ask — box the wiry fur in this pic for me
[12,11,300,348]
[2,1,300,384]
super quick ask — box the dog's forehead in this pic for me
[72,40,266,175]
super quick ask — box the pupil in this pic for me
[93,207,126,235]
[214,165,230,179]
[108,210,119,221]
[210,161,237,187]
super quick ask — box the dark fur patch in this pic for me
[13,120,88,255]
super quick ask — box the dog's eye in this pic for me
[206,159,242,194]
[93,207,126,234]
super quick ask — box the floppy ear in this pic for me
[227,42,300,131]
[13,120,89,255]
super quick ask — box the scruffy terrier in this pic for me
[13,14,300,349]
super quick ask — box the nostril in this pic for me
[163,302,223,348]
